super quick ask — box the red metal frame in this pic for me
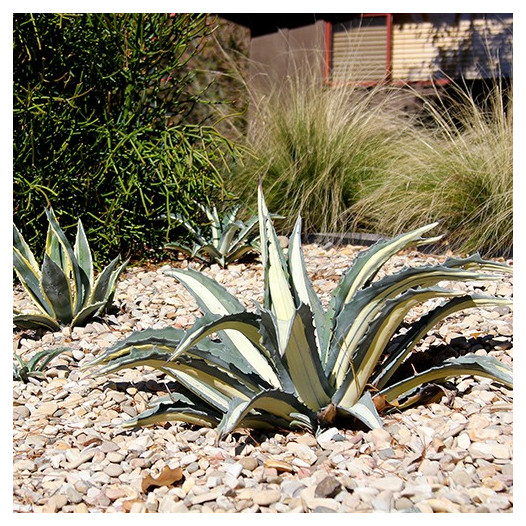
[323,14,452,88]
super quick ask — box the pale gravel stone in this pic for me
[252,489,281,506]
[368,476,404,493]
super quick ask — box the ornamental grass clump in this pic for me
[13,208,128,331]
[88,184,512,438]
[350,80,513,257]
[228,63,413,236]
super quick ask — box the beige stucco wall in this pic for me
[248,20,326,94]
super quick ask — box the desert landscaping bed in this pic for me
[13,243,513,513]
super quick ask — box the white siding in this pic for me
[392,14,512,81]
[332,16,388,82]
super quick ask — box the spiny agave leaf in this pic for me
[71,301,107,328]
[46,222,68,273]
[13,312,62,332]
[217,222,241,255]
[376,354,513,408]
[256,307,296,393]
[258,182,295,346]
[187,344,273,391]
[41,253,73,325]
[281,303,332,411]
[220,204,242,230]
[163,365,233,413]
[97,345,259,403]
[26,346,69,372]
[13,224,39,271]
[167,212,207,245]
[89,256,126,307]
[372,295,513,390]
[326,264,504,384]
[173,311,263,359]
[166,355,259,401]
[203,203,221,246]
[167,268,245,315]
[171,312,281,388]
[45,207,83,313]
[288,215,331,360]
[224,245,257,266]
[165,242,200,259]
[13,246,54,318]
[168,269,282,388]
[122,399,221,428]
[337,391,383,430]
[74,219,94,304]
[443,253,513,274]
[326,223,442,323]
[231,216,259,246]
[99,258,129,313]
[86,327,186,367]
[196,244,225,266]
[333,287,464,407]
[216,390,316,440]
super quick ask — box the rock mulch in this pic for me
[13,244,513,513]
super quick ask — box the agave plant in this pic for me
[88,185,512,439]
[164,201,265,267]
[13,347,68,383]
[13,208,128,331]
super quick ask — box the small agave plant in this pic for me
[88,185,512,439]
[164,201,264,268]
[13,208,128,331]
[13,347,68,383]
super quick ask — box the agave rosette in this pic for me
[88,185,512,438]
[13,208,128,331]
[165,201,267,268]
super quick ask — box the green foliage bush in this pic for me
[13,13,241,266]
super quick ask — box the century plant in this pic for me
[13,208,128,331]
[13,347,68,383]
[165,201,264,267]
[88,184,512,438]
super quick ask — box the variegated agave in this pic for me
[13,347,68,383]
[13,208,128,331]
[88,185,512,439]
[164,201,263,268]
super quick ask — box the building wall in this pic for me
[249,20,326,93]
[330,13,512,84]
[391,14,513,81]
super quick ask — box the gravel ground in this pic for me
[13,244,513,513]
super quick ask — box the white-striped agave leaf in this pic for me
[13,208,128,331]
[164,201,263,268]
[88,183,512,438]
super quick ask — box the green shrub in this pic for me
[13,13,241,266]
[351,81,513,257]
[87,185,512,437]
